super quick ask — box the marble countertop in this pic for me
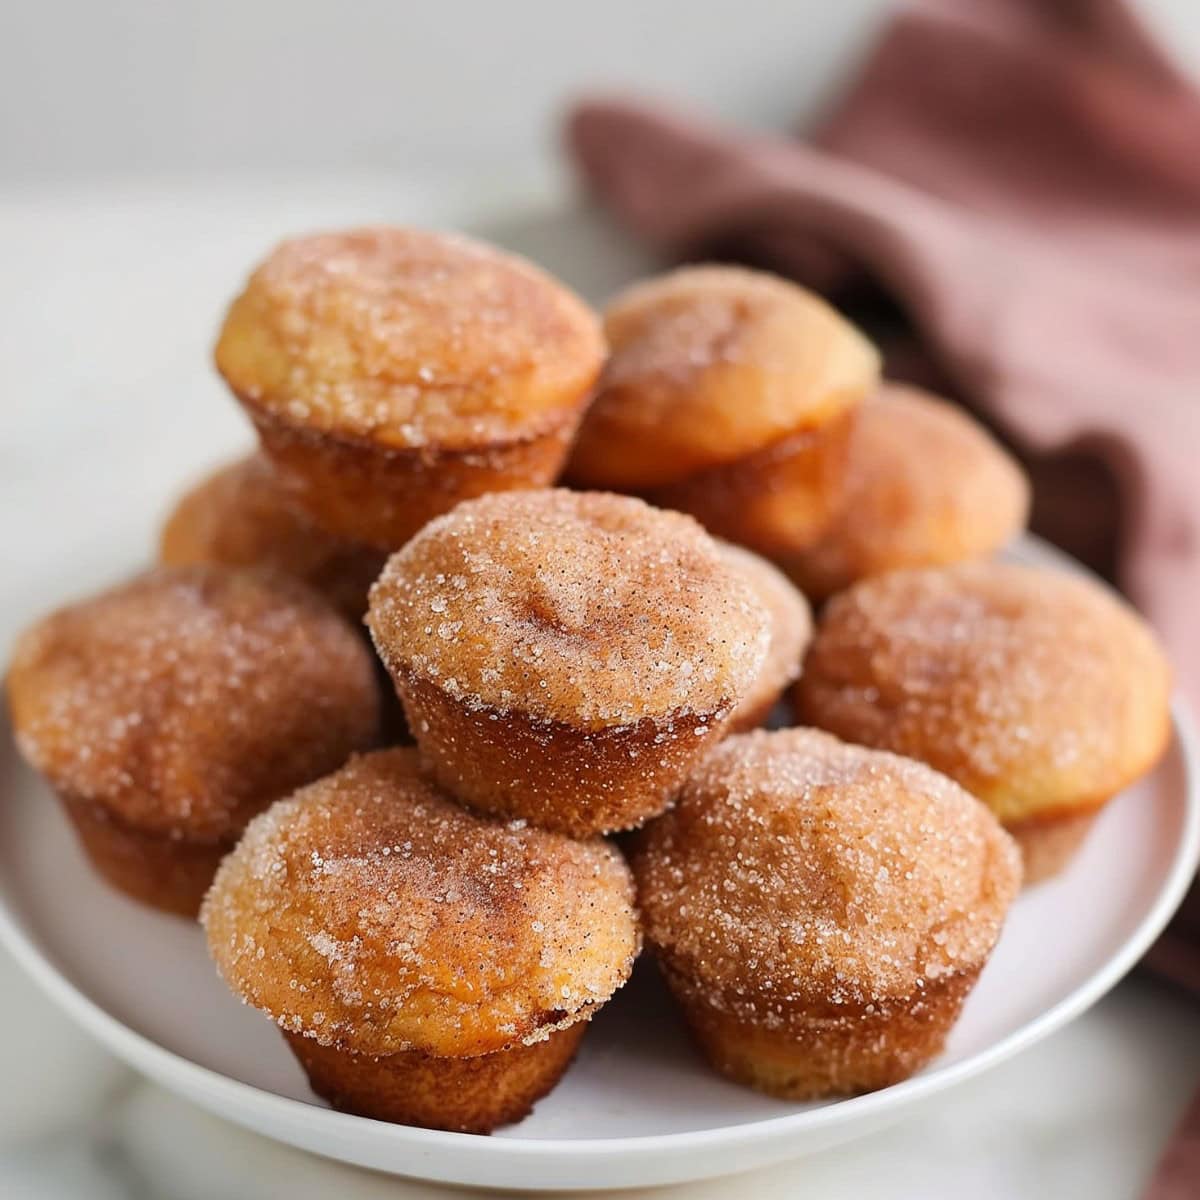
[2,174,1197,1200]
[3,954,1195,1199]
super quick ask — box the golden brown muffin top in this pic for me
[159,453,386,621]
[566,265,880,489]
[716,542,812,728]
[368,490,771,728]
[7,566,379,840]
[634,728,1020,1010]
[202,748,640,1057]
[215,227,605,452]
[785,385,1030,599]
[796,563,1172,823]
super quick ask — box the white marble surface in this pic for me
[0,959,1196,1199]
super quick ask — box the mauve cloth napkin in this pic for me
[566,1,1199,1192]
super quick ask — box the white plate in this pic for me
[0,543,1196,1193]
[1,184,1197,1191]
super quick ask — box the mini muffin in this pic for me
[566,266,877,490]
[565,265,880,554]
[784,385,1030,599]
[202,748,639,1132]
[796,563,1172,882]
[368,490,771,836]
[715,542,812,731]
[7,566,380,915]
[215,227,606,548]
[632,728,1020,1099]
[160,452,386,621]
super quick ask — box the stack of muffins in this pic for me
[6,226,1172,1132]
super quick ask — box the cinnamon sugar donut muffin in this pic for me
[632,728,1020,1098]
[7,566,380,915]
[715,542,812,732]
[216,227,605,548]
[784,385,1030,600]
[796,564,1172,882]
[160,453,386,621]
[368,490,771,836]
[564,265,880,554]
[202,748,639,1132]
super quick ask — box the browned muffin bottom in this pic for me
[285,1023,586,1134]
[796,563,1172,882]
[215,227,605,548]
[367,489,771,836]
[6,565,380,915]
[632,728,1020,1098]
[647,408,858,559]
[783,385,1030,600]
[202,749,640,1132]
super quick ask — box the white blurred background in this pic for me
[2,0,1194,184]
[1,1,886,181]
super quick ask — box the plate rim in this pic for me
[1,698,1197,1170]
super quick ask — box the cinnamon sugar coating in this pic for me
[216,226,604,453]
[715,542,812,731]
[784,385,1030,599]
[634,728,1019,1015]
[7,566,380,842]
[566,265,879,490]
[796,563,1172,827]
[202,748,639,1058]
[368,490,770,729]
[160,453,386,620]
